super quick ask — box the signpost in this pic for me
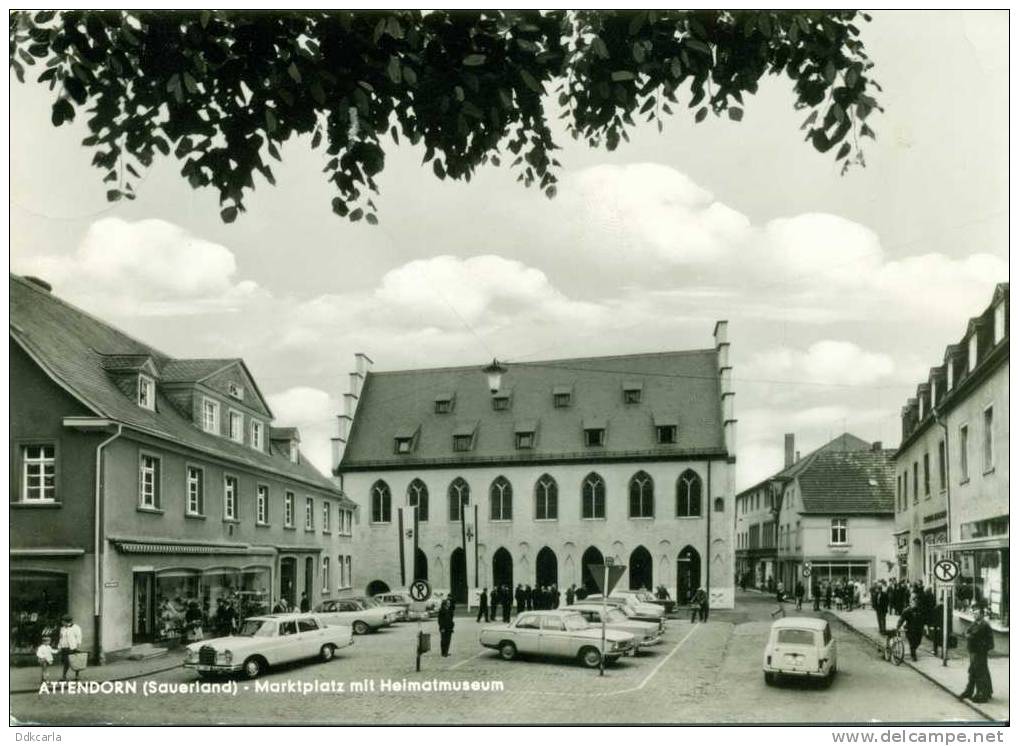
[409,580,432,672]
[587,558,627,677]
[933,559,959,668]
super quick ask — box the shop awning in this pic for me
[109,537,274,556]
[943,537,1009,552]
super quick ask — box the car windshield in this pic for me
[237,619,275,637]
[605,609,628,622]
[358,598,381,607]
[564,614,589,631]
[777,629,817,645]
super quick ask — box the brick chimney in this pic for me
[784,433,795,468]
[331,352,373,471]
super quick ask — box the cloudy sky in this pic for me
[10,11,1008,489]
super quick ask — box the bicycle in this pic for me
[881,629,905,665]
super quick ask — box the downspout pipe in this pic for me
[94,423,123,664]
[705,459,711,619]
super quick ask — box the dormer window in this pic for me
[394,425,418,454]
[492,393,511,411]
[137,374,155,410]
[930,378,937,407]
[228,410,244,442]
[513,420,536,450]
[251,420,264,450]
[228,382,244,400]
[453,435,473,452]
[623,381,643,404]
[994,301,1006,343]
[434,393,454,414]
[452,422,477,452]
[553,385,572,408]
[289,441,299,463]
[395,438,413,454]
[968,333,979,372]
[515,432,534,449]
[947,359,954,390]
[583,420,606,447]
[656,425,677,444]
[202,398,220,434]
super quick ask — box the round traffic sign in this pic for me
[409,579,432,602]
[933,559,960,583]
[802,567,812,578]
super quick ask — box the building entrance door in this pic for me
[451,547,468,604]
[132,571,156,644]
[280,558,297,608]
[677,546,701,604]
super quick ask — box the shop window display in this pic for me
[154,571,200,643]
[10,571,67,656]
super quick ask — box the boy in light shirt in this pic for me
[36,634,55,683]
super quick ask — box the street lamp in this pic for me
[482,359,508,394]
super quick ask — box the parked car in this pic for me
[374,591,430,621]
[584,595,665,625]
[183,613,354,679]
[314,598,394,635]
[763,617,837,686]
[479,609,635,668]
[349,595,408,621]
[616,588,676,615]
[564,603,663,651]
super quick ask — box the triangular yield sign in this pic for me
[588,564,627,595]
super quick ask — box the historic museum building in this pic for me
[10,274,356,663]
[334,323,737,609]
[893,282,1008,636]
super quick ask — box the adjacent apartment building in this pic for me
[894,282,1008,633]
[10,274,356,662]
[334,324,737,609]
[738,433,894,597]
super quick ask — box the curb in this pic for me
[825,613,998,722]
[10,661,184,695]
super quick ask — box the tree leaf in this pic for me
[365,212,378,225]
[611,70,635,82]
[349,207,364,221]
[836,142,851,160]
[221,206,238,223]
[695,106,708,123]
[288,62,302,83]
[519,69,542,93]
[463,54,487,66]
[728,107,743,122]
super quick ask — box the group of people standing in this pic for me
[476,583,577,623]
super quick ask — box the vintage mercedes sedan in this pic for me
[479,610,635,668]
[314,598,395,635]
[564,604,664,651]
[583,595,666,625]
[183,613,354,679]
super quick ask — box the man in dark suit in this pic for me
[896,597,926,661]
[565,585,576,606]
[873,581,889,635]
[476,587,489,623]
[812,581,821,611]
[299,592,310,613]
[437,599,455,657]
[515,585,526,616]
[960,604,994,703]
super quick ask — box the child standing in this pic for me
[36,635,55,683]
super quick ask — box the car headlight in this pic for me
[184,649,198,663]
[217,650,233,665]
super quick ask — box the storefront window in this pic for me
[154,571,200,643]
[10,571,67,655]
[955,548,1009,626]
[238,568,271,620]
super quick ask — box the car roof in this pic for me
[771,616,828,630]
[518,609,580,616]
[261,612,320,620]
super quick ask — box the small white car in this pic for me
[183,613,353,679]
[315,598,394,635]
[763,617,837,686]
[374,591,430,621]
[479,610,635,668]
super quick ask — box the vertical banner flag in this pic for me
[399,505,418,586]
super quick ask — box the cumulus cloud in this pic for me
[266,386,337,476]
[747,341,896,387]
[17,217,264,316]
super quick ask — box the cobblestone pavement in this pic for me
[11,594,988,725]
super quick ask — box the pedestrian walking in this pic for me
[36,634,56,684]
[299,592,310,612]
[437,599,455,657]
[873,581,889,635]
[477,587,489,623]
[794,581,805,610]
[812,581,821,611]
[896,597,926,662]
[776,580,785,603]
[565,584,576,606]
[959,604,994,703]
[57,614,83,682]
[690,587,708,623]
[824,582,833,610]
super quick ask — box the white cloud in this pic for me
[266,386,337,476]
[747,341,896,387]
[16,217,264,316]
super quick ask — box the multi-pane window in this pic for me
[21,444,56,502]
[959,425,969,480]
[656,425,677,444]
[305,497,314,530]
[535,474,558,520]
[584,428,605,447]
[338,509,352,535]
[322,557,330,593]
[186,466,204,515]
[968,334,978,372]
[229,411,244,442]
[490,476,512,521]
[582,473,606,519]
[628,471,654,518]
[322,502,331,532]
[448,478,470,522]
[937,441,946,491]
[251,420,264,450]
[515,431,534,449]
[623,387,641,404]
[983,406,994,472]
[224,476,237,520]
[395,437,413,454]
[344,556,352,589]
[434,398,452,414]
[994,301,1006,344]
[228,382,244,400]
[371,481,391,523]
[553,392,571,408]
[912,462,919,503]
[830,518,848,545]
[284,491,295,527]
[923,453,931,497]
[202,398,219,434]
[452,434,473,452]
[289,441,299,463]
[407,479,429,521]
[139,454,161,508]
[676,469,702,517]
[492,396,510,411]
[256,485,269,525]
[137,375,155,410]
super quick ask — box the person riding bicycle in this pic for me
[896,596,926,662]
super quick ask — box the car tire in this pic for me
[498,641,517,661]
[352,620,371,636]
[242,656,265,680]
[579,647,602,669]
[197,671,217,681]
[320,644,336,662]
[764,671,776,686]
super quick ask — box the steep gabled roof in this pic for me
[9,274,343,497]
[340,348,726,469]
[795,449,895,515]
[737,432,872,498]
[160,358,238,382]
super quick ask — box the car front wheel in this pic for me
[242,656,265,679]
[498,641,517,661]
[352,620,371,636]
[580,647,602,669]
[320,644,336,662]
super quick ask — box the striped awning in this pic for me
[111,539,272,556]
